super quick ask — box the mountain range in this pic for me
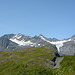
[0,33,75,55]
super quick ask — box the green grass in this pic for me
[55,55,75,75]
[0,45,57,75]
[0,45,75,75]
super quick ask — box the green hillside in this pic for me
[0,45,75,75]
[55,55,75,75]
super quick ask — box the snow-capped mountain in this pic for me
[0,33,52,51]
[10,33,35,46]
[0,33,75,55]
[39,34,75,55]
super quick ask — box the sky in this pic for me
[0,0,75,40]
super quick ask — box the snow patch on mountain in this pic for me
[12,35,22,39]
[50,39,71,51]
[39,35,51,43]
[10,38,36,46]
[39,36,46,41]
[39,35,71,52]
[38,44,40,46]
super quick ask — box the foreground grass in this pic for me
[0,45,75,75]
[0,45,57,75]
[55,55,75,75]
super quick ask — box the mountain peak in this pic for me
[17,33,23,36]
[39,34,44,37]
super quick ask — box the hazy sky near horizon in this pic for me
[0,0,75,39]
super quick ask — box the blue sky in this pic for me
[0,0,75,39]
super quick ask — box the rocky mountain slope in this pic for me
[0,33,75,55]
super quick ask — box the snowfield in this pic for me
[10,34,36,46]
[39,35,71,52]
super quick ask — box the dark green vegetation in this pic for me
[0,45,75,75]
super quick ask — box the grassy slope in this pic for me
[0,45,57,75]
[0,45,75,75]
[55,55,75,75]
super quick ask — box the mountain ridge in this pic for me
[0,33,75,55]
